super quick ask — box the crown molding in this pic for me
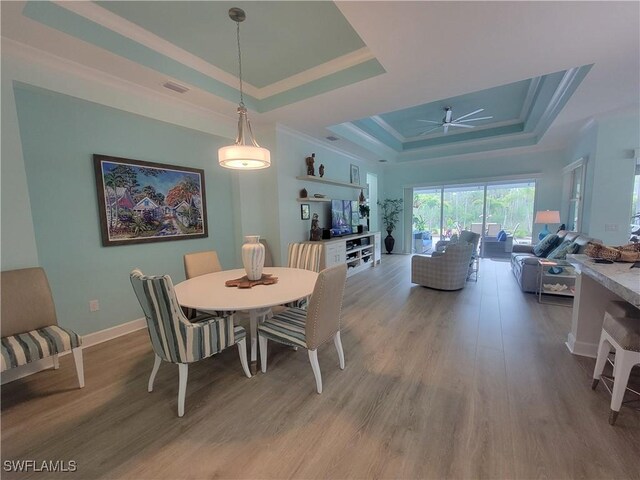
[276,124,372,164]
[370,115,405,142]
[2,37,237,139]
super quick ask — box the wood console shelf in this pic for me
[296,175,367,191]
[296,197,331,203]
[305,231,381,278]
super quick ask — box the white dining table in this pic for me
[174,267,318,373]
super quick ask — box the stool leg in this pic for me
[609,350,635,425]
[592,333,611,390]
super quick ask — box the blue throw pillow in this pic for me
[497,230,507,241]
[532,233,559,257]
[547,240,579,260]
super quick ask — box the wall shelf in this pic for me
[296,197,331,203]
[296,175,367,191]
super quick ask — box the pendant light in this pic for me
[218,7,271,170]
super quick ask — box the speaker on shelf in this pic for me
[322,228,331,239]
[357,225,364,234]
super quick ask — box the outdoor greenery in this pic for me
[412,185,535,239]
[378,198,403,233]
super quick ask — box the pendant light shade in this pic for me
[218,7,271,170]
[218,145,271,170]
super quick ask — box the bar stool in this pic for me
[591,301,640,425]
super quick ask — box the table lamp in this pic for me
[535,210,561,240]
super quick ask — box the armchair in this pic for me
[130,269,251,417]
[411,242,475,290]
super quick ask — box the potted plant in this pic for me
[378,198,403,253]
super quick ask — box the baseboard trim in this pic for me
[81,318,146,349]
[0,318,146,385]
[565,333,598,358]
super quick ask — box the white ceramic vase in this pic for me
[242,235,265,280]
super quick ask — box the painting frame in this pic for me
[301,203,310,220]
[93,154,208,246]
[350,164,360,185]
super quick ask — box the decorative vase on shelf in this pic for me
[242,235,265,280]
[384,230,395,254]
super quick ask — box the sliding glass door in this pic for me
[411,180,535,255]
[485,181,535,244]
[412,187,440,253]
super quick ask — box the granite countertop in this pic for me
[567,254,640,307]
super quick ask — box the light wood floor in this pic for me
[2,256,639,479]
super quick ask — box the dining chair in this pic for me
[183,250,222,279]
[285,242,324,309]
[183,250,232,318]
[130,269,251,417]
[258,263,348,394]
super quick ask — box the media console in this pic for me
[305,231,381,277]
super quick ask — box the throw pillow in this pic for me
[547,240,579,260]
[532,233,559,257]
[497,230,507,241]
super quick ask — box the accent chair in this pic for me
[411,242,475,290]
[130,269,251,417]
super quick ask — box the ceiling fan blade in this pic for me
[449,123,474,129]
[443,124,449,134]
[444,109,452,123]
[416,120,442,124]
[452,108,484,123]
[418,126,442,136]
[457,116,494,123]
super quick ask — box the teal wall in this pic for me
[1,77,39,270]
[13,84,240,335]
[566,111,640,244]
[382,150,566,251]
[274,127,382,263]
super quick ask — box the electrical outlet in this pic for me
[605,224,618,232]
[89,299,100,312]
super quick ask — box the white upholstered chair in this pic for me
[258,264,348,393]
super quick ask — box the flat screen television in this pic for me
[331,200,353,237]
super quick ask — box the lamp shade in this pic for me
[218,145,271,170]
[534,210,561,224]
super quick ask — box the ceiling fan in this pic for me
[417,107,493,135]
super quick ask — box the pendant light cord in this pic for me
[236,20,244,107]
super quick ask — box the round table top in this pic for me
[174,267,319,311]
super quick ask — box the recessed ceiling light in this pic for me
[162,81,189,94]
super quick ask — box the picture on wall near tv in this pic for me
[331,200,353,236]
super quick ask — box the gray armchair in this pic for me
[435,230,480,254]
[411,242,475,290]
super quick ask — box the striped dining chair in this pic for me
[130,269,251,417]
[258,264,348,394]
[285,242,324,309]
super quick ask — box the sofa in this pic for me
[510,230,598,292]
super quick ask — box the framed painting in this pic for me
[350,164,360,185]
[301,203,310,220]
[93,154,208,246]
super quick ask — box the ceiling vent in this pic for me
[379,159,388,163]
[325,135,340,141]
[163,81,189,94]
